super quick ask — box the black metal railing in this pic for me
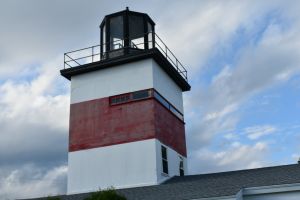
[64,32,188,81]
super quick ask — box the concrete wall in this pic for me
[70,58,183,112]
[68,139,158,194]
[67,138,187,194]
[71,59,153,104]
[152,60,184,113]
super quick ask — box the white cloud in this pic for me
[0,72,69,129]
[184,0,300,174]
[224,132,239,140]
[292,154,300,163]
[204,103,238,121]
[189,141,269,174]
[0,164,67,199]
[0,57,69,197]
[0,57,69,160]
[244,125,277,140]
[158,0,285,76]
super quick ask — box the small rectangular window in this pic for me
[110,94,130,105]
[179,157,184,176]
[109,89,152,106]
[161,146,168,174]
[132,90,150,100]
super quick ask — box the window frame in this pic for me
[109,89,152,105]
[179,157,184,176]
[161,145,169,175]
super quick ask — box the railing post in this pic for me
[165,46,168,58]
[92,46,94,62]
[64,53,66,69]
[152,31,155,48]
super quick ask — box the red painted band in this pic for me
[69,96,187,156]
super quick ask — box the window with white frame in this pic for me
[161,146,168,174]
[179,157,184,176]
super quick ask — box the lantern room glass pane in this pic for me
[147,22,153,49]
[102,24,106,54]
[110,16,124,50]
[129,15,144,49]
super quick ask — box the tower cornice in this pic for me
[61,48,191,91]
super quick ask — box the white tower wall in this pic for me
[67,58,186,194]
[70,58,183,112]
[68,139,187,194]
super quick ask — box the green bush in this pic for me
[84,188,126,200]
[46,196,61,200]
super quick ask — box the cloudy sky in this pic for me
[0,0,300,199]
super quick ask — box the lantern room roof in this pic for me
[99,7,155,28]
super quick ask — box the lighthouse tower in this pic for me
[61,8,191,194]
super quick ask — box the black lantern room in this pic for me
[100,7,155,59]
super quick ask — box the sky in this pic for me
[0,0,300,199]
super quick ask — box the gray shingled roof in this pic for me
[24,164,300,200]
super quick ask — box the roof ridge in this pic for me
[164,163,300,184]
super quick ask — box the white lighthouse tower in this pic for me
[61,8,191,194]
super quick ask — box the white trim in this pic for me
[243,182,300,196]
[189,183,300,200]
[236,189,243,200]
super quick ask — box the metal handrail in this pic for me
[63,32,188,81]
[154,32,187,79]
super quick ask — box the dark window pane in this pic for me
[102,24,106,54]
[180,160,183,168]
[129,15,144,49]
[147,22,153,33]
[132,90,150,100]
[179,158,184,176]
[161,146,167,159]
[110,16,124,50]
[163,160,168,174]
[111,97,116,104]
[161,146,168,174]
[110,94,130,105]
[147,22,153,48]
[180,168,184,176]
[129,15,144,39]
